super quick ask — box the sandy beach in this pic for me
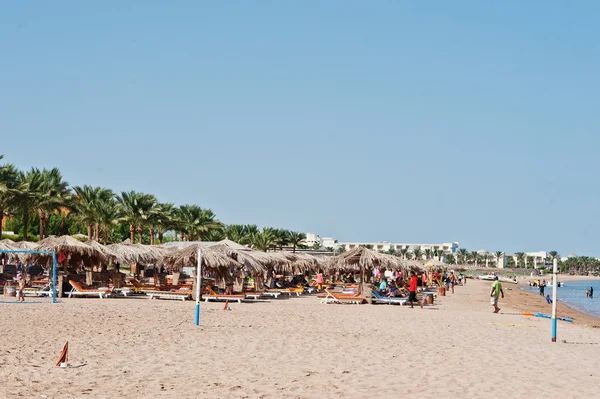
[1,279,599,399]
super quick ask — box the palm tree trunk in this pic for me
[0,211,4,238]
[292,244,296,253]
[129,224,135,242]
[158,232,164,244]
[38,210,44,240]
[87,224,93,240]
[23,207,29,241]
[94,224,100,241]
[149,228,154,245]
[103,230,108,246]
[138,228,143,244]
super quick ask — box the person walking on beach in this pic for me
[316,270,324,291]
[589,287,594,298]
[408,271,423,309]
[539,281,545,297]
[490,276,504,313]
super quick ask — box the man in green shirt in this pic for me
[490,276,504,313]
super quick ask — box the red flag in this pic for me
[57,252,66,263]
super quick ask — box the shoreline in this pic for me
[502,281,600,327]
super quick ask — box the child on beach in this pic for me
[316,270,324,291]
[545,295,552,304]
[16,273,25,302]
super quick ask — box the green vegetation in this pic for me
[0,155,308,251]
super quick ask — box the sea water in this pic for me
[523,280,600,318]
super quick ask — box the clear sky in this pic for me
[1,1,599,256]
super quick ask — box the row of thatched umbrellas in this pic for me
[0,237,426,276]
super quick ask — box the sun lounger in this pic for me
[23,284,52,297]
[68,280,113,299]
[260,291,282,299]
[203,287,246,303]
[320,289,365,304]
[147,291,191,301]
[370,290,409,305]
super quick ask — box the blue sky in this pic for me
[1,1,599,256]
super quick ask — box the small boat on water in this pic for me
[477,275,518,284]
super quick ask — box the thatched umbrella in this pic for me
[107,243,169,265]
[26,235,108,271]
[0,238,16,245]
[13,241,38,250]
[326,247,413,292]
[85,240,119,264]
[158,244,245,276]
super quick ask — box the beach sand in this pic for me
[1,280,599,399]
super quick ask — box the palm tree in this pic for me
[0,156,18,238]
[399,247,409,260]
[494,251,504,266]
[457,248,468,265]
[176,205,223,241]
[547,251,559,263]
[470,251,479,267]
[118,191,157,243]
[224,224,247,244]
[7,168,49,241]
[515,252,526,268]
[33,168,72,240]
[152,203,177,244]
[287,231,306,253]
[424,249,432,260]
[526,256,535,269]
[96,199,123,245]
[412,248,422,261]
[73,185,114,240]
[250,229,277,252]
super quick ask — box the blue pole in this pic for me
[52,252,57,304]
[551,258,558,342]
[195,303,200,325]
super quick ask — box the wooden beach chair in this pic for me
[203,286,246,303]
[68,280,113,299]
[321,289,365,304]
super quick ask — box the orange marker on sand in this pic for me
[56,341,69,367]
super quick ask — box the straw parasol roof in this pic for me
[85,240,118,263]
[107,243,169,264]
[327,247,409,272]
[13,241,38,250]
[0,241,16,251]
[25,235,108,267]
[424,258,445,268]
[0,238,16,245]
[158,244,246,276]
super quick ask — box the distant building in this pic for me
[337,241,459,259]
[497,251,547,269]
[304,232,321,247]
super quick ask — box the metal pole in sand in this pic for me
[52,251,57,304]
[551,258,558,342]
[195,247,202,326]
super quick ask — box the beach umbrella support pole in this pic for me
[551,258,558,342]
[195,247,202,326]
